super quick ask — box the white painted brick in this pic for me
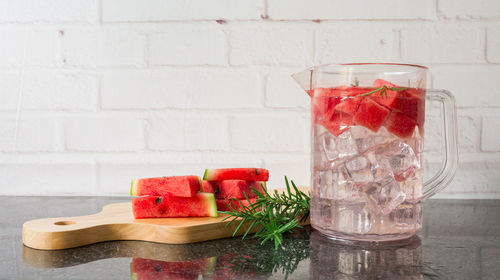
[102,0,263,22]
[61,27,145,67]
[316,23,399,64]
[101,69,262,109]
[16,117,61,152]
[481,113,500,151]
[0,73,20,111]
[0,118,16,152]
[262,155,310,190]
[401,24,484,64]
[487,27,500,63]
[65,117,144,151]
[229,113,309,152]
[22,72,97,111]
[432,66,500,107]
[457,114,480,153]
[439,0,500,19]
[434,161,500,198]
[150,26,226,65]
[147,113,229,151]
[0,28,57,68]
[0,0,97,23]
[0,162,96,195]
[268,0,435,20]
[229,25,313,66]
[266,69,310,108]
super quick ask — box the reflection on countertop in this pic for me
[2,197,500,279]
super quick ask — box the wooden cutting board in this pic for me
[22,187,310,250]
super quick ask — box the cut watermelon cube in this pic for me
[353,98,391,132]
[132,193,217,218]
[201,180,266,199]
[131,175,201,197]
[383,111,418,139]
[391,88,425,128]
[203,168,269,181]
[216,197,258,212]
[312,95,340,122]
[318,111,354,136]
[334,97,361,116]
[370,79,400,109]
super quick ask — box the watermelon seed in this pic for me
[154,266,162,272]
[155,197,162,204]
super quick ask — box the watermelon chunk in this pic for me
[203,168,269,181]
[201,180,266,199]
[132,193,217,218]
[216,197,258,212]
[311,95,340,122]
[334,97,361,116]
[353,98,390,132]
[383,111,418,139]
[318,111,354,136]
[131,175,201,197]
[369,79,401,109]
[131,257,217,280]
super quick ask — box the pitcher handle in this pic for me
[423,89,459,200]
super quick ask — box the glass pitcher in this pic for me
[292,63,458,242]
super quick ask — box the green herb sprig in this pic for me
[358,85,407,98]
[220,177,310,250]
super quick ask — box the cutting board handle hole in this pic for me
[54,221,76,226]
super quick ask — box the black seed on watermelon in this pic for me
[154,266,162,272]
[155,197,162,204]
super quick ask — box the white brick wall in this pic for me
[0,0,499,199]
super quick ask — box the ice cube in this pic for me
[350,126,395,153]
[319,129,358,162]
[377,141,420,182]
[389,202,422,231]
[313,169,335,199]
[399,170,423,202]
[341,155,374,184]
[334,172,360,200]
[361,176,406,215]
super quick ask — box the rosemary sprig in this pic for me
[220,176,310,250]
[358,85,407,98]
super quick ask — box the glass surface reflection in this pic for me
[310,231,425,279]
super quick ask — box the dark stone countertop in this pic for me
[1,196,499,279]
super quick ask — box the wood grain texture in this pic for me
[22,187,310,250]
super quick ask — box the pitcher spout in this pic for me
[291,68,314,96]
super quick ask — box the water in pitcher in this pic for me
[310,81,424,241]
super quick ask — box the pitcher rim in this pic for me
[306,62,428,70]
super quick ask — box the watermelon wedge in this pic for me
[369,79,401,109]
[202,180,266,199]
[203,168,269,181]
[132,193,217,218]
[334,97,361,116]
[216,197,258,212]
[131,175,201,197]
[353,98,390,132]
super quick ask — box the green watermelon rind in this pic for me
[130,179,138,196]
[203,169,212,180]
[197,192,218,218]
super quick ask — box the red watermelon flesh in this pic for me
[203,168,269,181]
[311,95,340,122]
[383,111,418,139]
[370,79,401,109]
[132,193,217,218]
[353,98,390,132]
[131,257,216,280]
[391,88,425,128]
[216,197,258,212]
[202,180,266,199]
[318,111,354,136]
[334,97,361,116]
[131,175,200,197]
